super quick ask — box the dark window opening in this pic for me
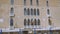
[31,8,33,15]
[10,18,13,26]
[34,9,36,15]
[47,9,50,15]
[30,0,32,5]
[24,19,26,26]
[31,19,33,25]
[36,0,39,6]
[27,8,30,15]
[24,8,27,15]
[34,19,37,25]
[46,1,48,7]
[10,7,14,14]
[24,0,26,5]
[37,9,39,15]
[28,19,30,26]
[38,19,40,25]
[48,17,52,25]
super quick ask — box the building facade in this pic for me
[0,0,60,34]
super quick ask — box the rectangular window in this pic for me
[11,0,14,5]
[36,0,39,6]
[10,18,13,26]
[30,0,32,5]
[24,0,26,5]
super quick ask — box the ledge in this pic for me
[0,27,60,32]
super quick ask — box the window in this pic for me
[11,0,14,5]
[24,8,40,16]
[11,7,14,14]
[10,18,13,26]
[24,8,27,15]
[28,19,30,26]
[38,19,40,25]
[24,19,26,26]
[24,0,26,5]
[10,7,14,15]
[47,9,50,15]
[34,19,37,25]
[48,17,51,25]
[37,9,39,15]
[24,18,40,27]
[31,8,33,15]
[31,19,33,25]
[36,0,39,6]
[46,1,48,7]
[30,0,32,5]
[27,8,30,15]
[34,9,36,15]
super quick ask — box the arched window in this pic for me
[38,19,40,25]
[37,8,39,15]
[27,8,30,15]
[10,18,13,26]
[31,8,33,15]
[31,19,33,25]
[46,1,48,7]
[34,19,37,25]
[30,0,32,5]
[48,17,51,25]
[24,0,26,5]
[24,19,26,26]
[24,8,27,15]
[47,9,50,15]
[34,9,36,15]
[36,0,39,6]
[28,19,30,26]
[10,7,14,14]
